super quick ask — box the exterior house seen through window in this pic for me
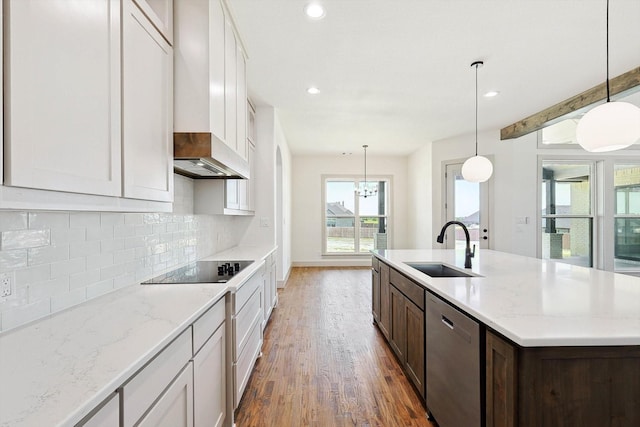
[324,178,389,254]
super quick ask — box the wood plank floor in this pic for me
[235,267,435,427]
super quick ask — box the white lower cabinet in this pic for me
[77,393,119,427]
[192,298,227,427]
[262,251,278,329]
[232,269,264,409]
[121,329,192,426]
[137,363,194,427]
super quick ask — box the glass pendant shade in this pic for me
[462,155,493,183]
[576,101,640,152]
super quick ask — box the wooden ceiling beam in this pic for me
[500,66,640,140]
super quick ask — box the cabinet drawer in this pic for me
[372,256,380,272]
[234,319,262,408]
[233,286,262,360]
[234,266,262,313]
[122,328,192,426]
[390,269,424,310]
[193,297,225,356]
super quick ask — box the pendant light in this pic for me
[356,145,378,198]
[576,0,640,152]
[462,61,493,183]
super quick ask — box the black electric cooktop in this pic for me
[141,260,253,284]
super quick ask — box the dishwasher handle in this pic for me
[441,315,454,330]
[440,313,472,343]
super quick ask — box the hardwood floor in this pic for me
[235,267,435,427]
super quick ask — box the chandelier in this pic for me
[356,145,378,198]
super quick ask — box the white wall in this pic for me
[239,107,293,286]
[291,154,409,266]
[407,143,433,248]
[274,113,293,285]
[427,129,539,257]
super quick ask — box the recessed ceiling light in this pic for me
[307,87,320,95]
[304,3,325,19]
[484,90,500,98]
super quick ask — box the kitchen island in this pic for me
[372,249,640,427]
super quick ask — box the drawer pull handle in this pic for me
[441,315,454,330]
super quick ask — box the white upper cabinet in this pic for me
[174,0,249,159]
[236,45,248,160]
[224,17,237,153]
[122,0,174,202]
[133,0,173,43]
[2,0,174,209]
[4,0,122,197]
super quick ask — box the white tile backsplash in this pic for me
[0,211,28,232]
[0,175,247,332]
[1,229,50,250]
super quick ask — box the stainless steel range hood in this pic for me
[174,133,249,179]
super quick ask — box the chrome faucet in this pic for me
[436,221,475,269]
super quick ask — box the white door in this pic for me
[444,163,490,250]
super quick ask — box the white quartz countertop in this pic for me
[374,249,640,347]
[0,245,276,427]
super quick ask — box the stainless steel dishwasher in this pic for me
[426,292,481,427]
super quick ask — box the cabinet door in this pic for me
[389,285,406,362]
[194,325,226,427]
[236,47,247,159]
[226,180,240,210]
[133,0,173,43]
[269,256,277,308]
[122,0,173,202]
[224,16,237,152]
[78,393,119,427]
[405,300,425,399]
[237,143,254,211]
[379,263,391,339]
[262,274,271,327]
[137,363,194,427]
[372,264,381,323]
[486,331,518,427]
[4,0,121,197]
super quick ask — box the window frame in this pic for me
[321,175,392,256]
[537,158,597,267]
[537,153,640,274]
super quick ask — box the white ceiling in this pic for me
[227,0,640,156]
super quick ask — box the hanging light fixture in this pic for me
[355,144,378,198]
[462,61,494,183]
[576,0,640,152]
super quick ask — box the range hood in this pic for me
[174,133,249,179]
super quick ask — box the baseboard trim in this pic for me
[291,259,371,268]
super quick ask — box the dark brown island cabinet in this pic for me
[371,256,640,427]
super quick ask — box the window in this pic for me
[324,177,389,254]
[614,164,640,271]
[540,161,594,267]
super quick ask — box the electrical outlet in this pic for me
[0,273,13,298]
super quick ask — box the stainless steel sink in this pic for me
[404,262,478,278]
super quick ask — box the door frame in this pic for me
[441,158,492,250]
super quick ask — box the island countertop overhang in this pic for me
[373,249,640,347]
